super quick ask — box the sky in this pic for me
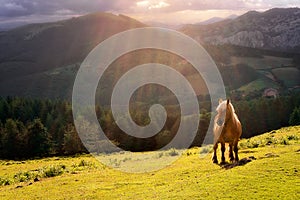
[0,0,300,29]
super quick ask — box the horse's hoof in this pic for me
[220,161,226,165]
[212,159,218,164]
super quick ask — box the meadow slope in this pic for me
[0,126,299,199]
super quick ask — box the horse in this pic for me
[212,99,242,164]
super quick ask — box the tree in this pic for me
[0,121,4,157]
[289,107,300,126]
[27,119,50,157]
[63,123,86,155]
[1,119,27,159]
[0,99,10,123]
[2,119,18,158]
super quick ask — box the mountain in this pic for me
[0,9,299,101]
[196,17,224,25]
[0,12,146,99]
[226,14,239,19]
[180,8,300,52]
[0,21,29,31]
[144,21,184,29]
[196,15,238,25]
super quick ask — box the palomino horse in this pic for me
[212,99,242,164]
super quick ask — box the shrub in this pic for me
[287,135,299,141]
[153,152,164,158]
[109,158,121,167]
[78,160,88,167]
[264,136,277,145]
[280,138,289,145]
[43,165,65,177]
[122,157,132,162]
[239,139,261,149]
[14,171,34,182]
[166,148,179,157]
[0,177,12,186]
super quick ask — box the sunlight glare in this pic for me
[137,0,170,10]
[136,0,150,7]
[148,1,170,10]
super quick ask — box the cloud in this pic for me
[136,1,170,10]
[0,0,299,18]
[132,0,255,13]
[0,0,299,29]
[4,2,26,11]
[0,1,32,17]
[237,0,300,10]
[0,0,136,17]
[142,0,300,12]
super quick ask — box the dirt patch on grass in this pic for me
[259,153,280,159]
[240,150,257,154]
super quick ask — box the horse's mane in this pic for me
[216,100,237,120]
[216,101,235,113]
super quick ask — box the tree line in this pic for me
[234,94,300,138]
[0,97,87,159]
[0,93,300,159]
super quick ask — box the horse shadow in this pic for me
[218,156,256,169]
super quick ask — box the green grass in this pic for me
[272,67,300,88]
[239,126,300,148]
[0,126,299,199]
[230,55,299,91]
[237,77,280,94]
[231,56,293,70]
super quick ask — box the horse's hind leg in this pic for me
[220,142,226,164]
[234,142,239,162]
[229,143,234,162]
[212,143,218,164]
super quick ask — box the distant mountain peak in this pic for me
[226,14,239,19]
[196,14,239,26]
[197,17,224,25]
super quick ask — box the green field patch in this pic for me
[231,56,293,70]
[237,78,280,94]
[272,67,300,88]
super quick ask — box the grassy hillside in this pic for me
[230,55,293,70]
[0,126,299,199]
[272,67,300,88]
[205,45,300,98]
[237,78,280,95]
[228,54,300,97]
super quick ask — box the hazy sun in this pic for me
[136,0,170,10]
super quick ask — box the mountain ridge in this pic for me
[0,12,147,99]
[0,9,299,100]
[196,14,239,25]
[0,12,146,79]
[180,7,300,52]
